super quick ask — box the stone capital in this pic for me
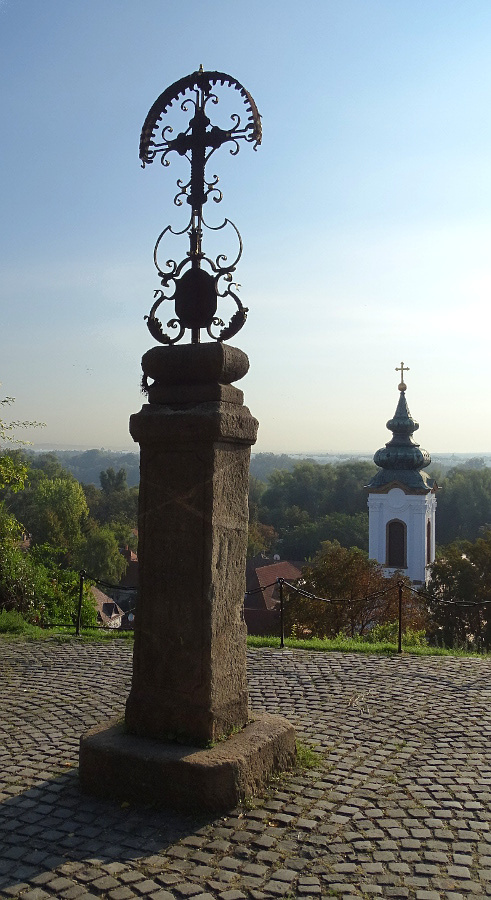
[130,400,258,447]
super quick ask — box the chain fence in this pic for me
[245,577,491,653]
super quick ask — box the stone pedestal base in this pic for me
[79,713,296,812]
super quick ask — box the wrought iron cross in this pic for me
[396,361,410,390]
[139,68,262,345]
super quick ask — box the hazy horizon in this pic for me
[30,444,491,459]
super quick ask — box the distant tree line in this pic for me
[248,458,375,560]
[10,449,491,563]
[23,448,140,487]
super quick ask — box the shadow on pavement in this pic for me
[0,768,217,893]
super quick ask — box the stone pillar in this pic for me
[79,341,296,810]
[125,342,257,744]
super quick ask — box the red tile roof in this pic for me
[91,586,125,628]
[255,561,302,610]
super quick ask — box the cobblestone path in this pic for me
[1,641,491,900]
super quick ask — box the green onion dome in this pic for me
[368,388,434,492]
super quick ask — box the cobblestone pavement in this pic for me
[1,641,491,900]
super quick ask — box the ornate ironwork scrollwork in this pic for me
[140,67,261,345]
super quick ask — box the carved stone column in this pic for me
[125,342,256,744]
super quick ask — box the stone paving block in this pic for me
[173,884,204,897]
[415,863,440,875]
[135,881,164,895]
[384,890,410,898]
[449,865,473,878]
[62,888,92,899]
[108,889,137,900]
[256,851,280,865]
[104,862,130,875]
[92,874,121,891]
[217,891,247,900]
[21,890,51,900]
[3,884,30,896]
[242,863,268,876]
[120,871,147,884]
[269,869,296,883]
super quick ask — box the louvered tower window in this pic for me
[387,520,406,568]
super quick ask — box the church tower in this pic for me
[367,363,437,585]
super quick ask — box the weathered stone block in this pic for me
[79,714,296,812]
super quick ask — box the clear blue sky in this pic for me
[2,0,491,453]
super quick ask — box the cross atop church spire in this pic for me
[396,361,409,391]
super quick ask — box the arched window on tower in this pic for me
[387,520,406,568]
[427,519,431,565]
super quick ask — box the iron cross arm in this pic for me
[166,111,248,216]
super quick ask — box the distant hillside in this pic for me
[33,449,140,487]
[249,453,299,482]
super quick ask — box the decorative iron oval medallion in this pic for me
[174,268,217,331]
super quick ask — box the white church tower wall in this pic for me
[368,488,437,585]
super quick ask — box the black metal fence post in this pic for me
[279,578,285,648]
[397,580,403,654]
[76,570,86,636]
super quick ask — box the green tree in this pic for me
[285,541,422,639]
[247,522,277,558]
[73,524,128,583]
[0,389,96,627]
[30,452,72,481]
[329,462,376,516]
[0,386,43,493]
[426,532,491,649]
[49,449,140,487]
[107,522,137,553]
[28,477,89,552]
[260,462,337,530]
[249,453,297,483]
[437,466,491,545]
[461,457,487,469]
[0,505,23,543]
[95,468,138,525]
[259,460,375,533]
[248,475,265,523]
[100,467,128,493]
[278,512,369,561]
[0,453,28,494]
[81,482,101,520]
[0,537,97,626]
